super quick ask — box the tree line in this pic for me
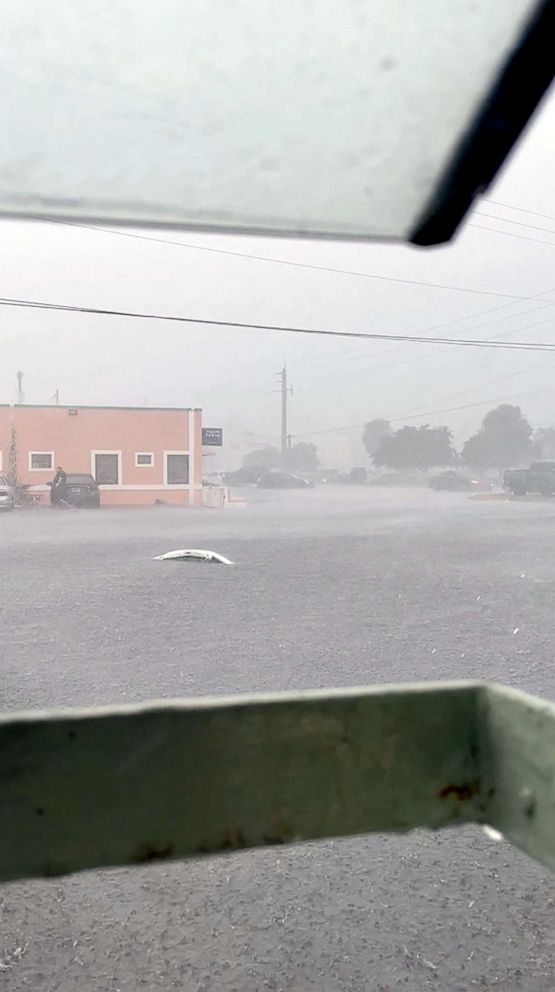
[363,405,555,471]
[241,405,555,475]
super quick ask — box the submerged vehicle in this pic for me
[430,470,478,492]
[223,466,266,485]
[257,471,314,489]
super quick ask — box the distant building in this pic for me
[0,404,202,506]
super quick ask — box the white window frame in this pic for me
[135,452,154,468]
[91,449,122,487]
[29,451,54,471]
[163,450,190,487]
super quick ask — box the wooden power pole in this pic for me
[279,365,293,463]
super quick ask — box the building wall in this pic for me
[0,405,203,506]
[0,405,10,475]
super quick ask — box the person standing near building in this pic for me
[50,465,67,506]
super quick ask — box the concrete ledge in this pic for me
[1,681,553,882]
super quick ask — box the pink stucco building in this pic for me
[0,404,203,506]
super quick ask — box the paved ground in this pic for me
[1,487,555,990]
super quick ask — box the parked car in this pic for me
[223,465,266,485]
[504,461,555,497]
[0,474,15,511]
[57,473,101,508]
[430,470,478,492]
[257,472,314,489]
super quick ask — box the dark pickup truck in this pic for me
[503,461,555,496]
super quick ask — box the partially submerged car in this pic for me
[223,466,266,486]
[257,471,314,489]
[430,470,479,492]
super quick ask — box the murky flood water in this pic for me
[2,488,555,989]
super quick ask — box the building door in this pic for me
[94,453,119,485]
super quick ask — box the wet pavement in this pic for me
[1,488,554,989]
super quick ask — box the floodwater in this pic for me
[1,486,554,989]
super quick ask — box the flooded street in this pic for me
[2,487,555,990]
[3,5,555,984]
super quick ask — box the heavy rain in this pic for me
[1,6,555,989]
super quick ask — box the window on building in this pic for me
[135,452,154,467]
[166,453,189,485]
[29,452,53,471]
[94,452,120,485]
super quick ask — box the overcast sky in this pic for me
[1,87,554,469]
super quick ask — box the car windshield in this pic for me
[1,21,555,992]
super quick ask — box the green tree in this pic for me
[362,419,391,458]
[242,446,281,470]
[462,405,534,470]
[373,425,455,469]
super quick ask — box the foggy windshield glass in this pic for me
[1,82,555,992]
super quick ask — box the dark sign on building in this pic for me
[202,427,223,447]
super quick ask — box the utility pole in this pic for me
[279,365,293,463]
[54,389,60,406]
[16,370,24,404]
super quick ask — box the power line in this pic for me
[38,217,549,303]
[474,211,555,235]
[4,295,555,353]
[321,293,555,378]
[31,215,555,382]
[481,198,555,222]
[288,300,533,378]
[396,289,555,336]
[468,223,555,248]
[379,354,555,419]
[27,210,555,381]
[298,308,555,384]
[295,382,555,439]
[295,342,555,434]
[158,302,555,395]
[393,384,553,423]
[5,293,555,357]
[168,304,555,397]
